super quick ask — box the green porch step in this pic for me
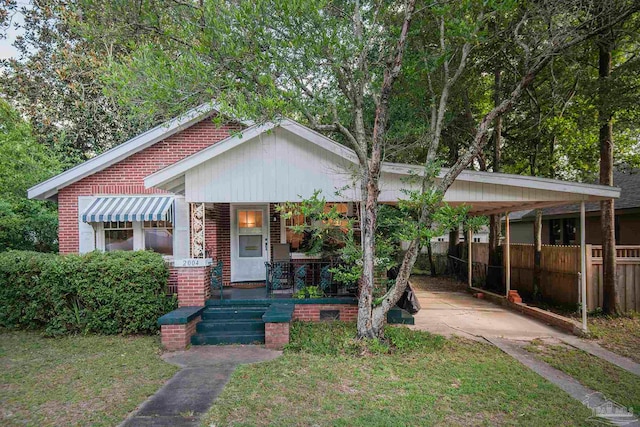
[191,305,270,346]
[196,319,265,333]
[190,331,266,345]
[201,308,267,321]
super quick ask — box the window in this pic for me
[282,203,349,252]
[238,210,264,257]
[104,221,134,252]
[563,219,577,245]
[473,237,481,243]
[284,212,309,251]
[144,220,173,255]
[549,219,562,245]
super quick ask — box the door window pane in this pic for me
[239,235,262,257]
[238,210,263,230]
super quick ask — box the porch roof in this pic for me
[144,119,620,215]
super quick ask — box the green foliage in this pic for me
[0,250,176,336]
[1,3,146,165]
[285,321,445,356]
[0,100,60,252]
[292,286,324,299]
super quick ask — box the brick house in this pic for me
[28,103,620,349]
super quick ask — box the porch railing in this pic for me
[265,259,357,298]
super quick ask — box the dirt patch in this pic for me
[410,275,468,293]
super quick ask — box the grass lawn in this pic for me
[588,313,640,363]
[202,322,592,426]
[0,329,178,427]
[525,339,640,415]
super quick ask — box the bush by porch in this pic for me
[0,250,176,336]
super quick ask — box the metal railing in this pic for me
[265,259,357,298]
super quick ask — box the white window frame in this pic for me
[96,221,143,252]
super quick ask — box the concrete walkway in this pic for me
[410,288,572,341]
[487,337,640,426]
[119,346,281,427]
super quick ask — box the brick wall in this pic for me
[58,116,242,254]
[293,304,358,322]
[265,322,290,350]
[269,203,281,261]
[167,265,179,295]
[207,204,231,285]
[176,266,211,307]
[160,315,201,351]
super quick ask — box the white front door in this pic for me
[230,205,269,282]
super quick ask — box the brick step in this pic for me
[196,319,265,333]
[191,331,265,345]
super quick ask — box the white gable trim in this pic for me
[145,118,620,201]
[27,102,252,200]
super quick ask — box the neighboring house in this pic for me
[431,226,489,244]
[508,169,640,245]
[28,102,620,289]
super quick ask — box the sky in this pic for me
[0,7,25,60]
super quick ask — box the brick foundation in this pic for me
[265,322,290,350]
[293,304,358,322]
[176,265,211,307]
[161,315,201,351]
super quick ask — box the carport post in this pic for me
[467,228,472,288]
[505,212,511,296]
[580,201,588,332]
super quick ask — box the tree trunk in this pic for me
[448,228,459,257]
[533,209,542,301]
[427,242,437,277]
[598,29,619,315]
[487,60,502,287]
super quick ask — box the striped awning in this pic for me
[82,196,174,223]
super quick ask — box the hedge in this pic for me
[0,250,177,336]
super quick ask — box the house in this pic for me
[28,102,621,349]
[507,169,640,245]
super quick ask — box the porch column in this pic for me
[467,227,472,288]
[580,201,588,332]
[190,202,206,258]
[505,212,511,296]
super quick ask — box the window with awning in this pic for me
[81,196,174,255]
[81,196,174,223]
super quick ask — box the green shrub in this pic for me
[285,321,445,356]
[0,250,176,336]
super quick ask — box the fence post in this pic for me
[585,244,593,310]
[467,228,472,288]
[580,201,587,332]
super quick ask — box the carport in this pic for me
[423,170,622,332]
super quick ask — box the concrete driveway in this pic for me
[410,287,572,341]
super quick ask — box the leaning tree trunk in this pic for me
[598,30,620,315]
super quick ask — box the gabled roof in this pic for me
[27,102,252,200]
[145,118,621,204]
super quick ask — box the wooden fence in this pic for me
[589,246,640,312]
[466,243,640,312]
